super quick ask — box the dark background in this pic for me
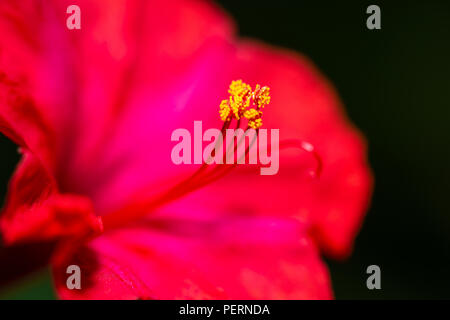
[1,0,449,299]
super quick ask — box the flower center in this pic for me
[219,80,270,129]
[102,80,321,231]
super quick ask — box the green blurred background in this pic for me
[0,0,449,299]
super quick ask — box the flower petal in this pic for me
[0,151,102,245]
[64,0,236,214]
[234,41,373,258]
[162,41,373,258]
[0,0,235,212]
[0,0,372,261]
[53,216,332,299]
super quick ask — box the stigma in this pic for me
[219,80,270,129]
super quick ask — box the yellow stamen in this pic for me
[248,118,263,129]
[228,80,251,97]
[218,80,270,128]
[243,108,261,120]
[219,99,231,121]
[255,86,270,109]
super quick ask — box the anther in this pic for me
[219,80,269,129]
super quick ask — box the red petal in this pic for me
[0,0,235,213]
[233,41,374,257]
[161,41,373,258]
[0,1,78,176]
[0,151,102,245]
[53,216,332,299]
[0,0,372,260]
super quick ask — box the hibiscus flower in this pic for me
[0,0,372,299]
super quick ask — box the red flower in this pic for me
[0,0,372,299]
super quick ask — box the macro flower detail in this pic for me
[0,0,372,300]
[219,80,269,129]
